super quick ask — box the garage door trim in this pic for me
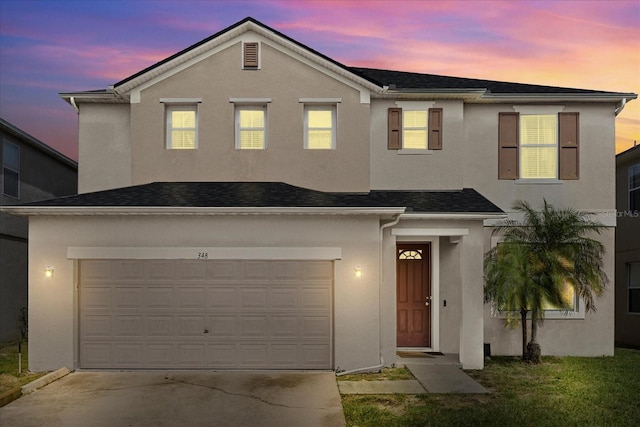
[68,246,342,260]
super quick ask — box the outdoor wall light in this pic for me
[355,265,362,278]
[45,266,54,278]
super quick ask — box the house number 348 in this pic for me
[197,252,208,259]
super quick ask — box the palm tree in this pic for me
[484,200,608,363]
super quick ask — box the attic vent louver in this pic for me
[244,42,259,68]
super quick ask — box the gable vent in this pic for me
[244,42,259,68]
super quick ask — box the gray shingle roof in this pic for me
[350,67,615,94]
[15,182,502,214]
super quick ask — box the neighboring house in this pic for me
[2,18,636,372]
[615,144,640,348]
[0,118,78,342]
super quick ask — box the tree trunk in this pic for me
[525,318,542,364]
[520,308,528,360]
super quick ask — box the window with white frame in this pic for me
[166,105,198,149]
[304,105,336,149]
[2,140,20,198]
[236,105,267,149]
[629,262,640,313]
[520,114,558,179]
[629,163,640,212]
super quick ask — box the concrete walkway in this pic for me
[338,353,488,395]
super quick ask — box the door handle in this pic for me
[425,301,429,306]
[203,329,209,334]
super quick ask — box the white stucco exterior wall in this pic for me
[27,214,385,372]
[77,104,131,193]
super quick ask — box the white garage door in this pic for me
[79,259,333,369]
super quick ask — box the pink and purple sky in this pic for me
[1,0,638,161]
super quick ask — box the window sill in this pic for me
[397,149,433,155]
[514,179,563,185]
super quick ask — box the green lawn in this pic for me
[0,342,46,394]
[341,348,640,427]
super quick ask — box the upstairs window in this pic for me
[2,140,20,198]
[499,111,579,180]
[403,110,428,149]
[236,106,266,149]
[520,114,558,179]
[304,105,336,149]
[388,107,442,151]
[630,163,640,212]
[164,102,199,149]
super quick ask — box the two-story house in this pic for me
[0,118,77,342]
[615,144,640,348]
[3,18,635,372]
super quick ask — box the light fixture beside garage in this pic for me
[355,265,362,278]
[44,266,54,278]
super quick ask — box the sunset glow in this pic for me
[0,0,638,160]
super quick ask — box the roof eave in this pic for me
[477,92,638,103]
[400,212,506,220]
[59,90,127,105]
[0,206,406,217]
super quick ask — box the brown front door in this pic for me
[396,243,431,347]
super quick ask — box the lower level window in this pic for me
[629,262,640,313]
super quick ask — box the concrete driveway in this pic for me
[0,371,345,427]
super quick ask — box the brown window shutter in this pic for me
[244,42,259,68]
[559,112,579,180]
[498,112,519,179]
[428,108,443,150]
[388,108,402,149]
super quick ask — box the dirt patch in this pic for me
[0,373,20,390]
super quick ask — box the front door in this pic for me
[396,243,431,347]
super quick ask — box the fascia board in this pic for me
[0,206,406,217]
[477,93,638,103]
[400,212,507,221]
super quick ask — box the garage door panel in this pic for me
[147,261,175,281]
[270,288,298,309]
[82,315,111,337]
[206,261,239,281]
[177,261,207,280]
[300,287,331,310]
[207,288,236,309]
[239,344,268,366]
[271,344,299,367]
[209,344,237,366]
[146,287,174,308]
[114,287,143,309]
[147,316,173,336]
[114,261,145,281]
[239,288,268,309]
[80,259,333,369]
[177,344,206,365]
[243,261,270,280]
[176,316,206,336]
[301,345,331,368]
[113,316,144,337]
[80,260,112,282]
[208,316,236,336]
[301,316,331,337]
[270,316,299,337]
[113,343,144,367]
[147,344,174,365]
[239,316,268,337]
